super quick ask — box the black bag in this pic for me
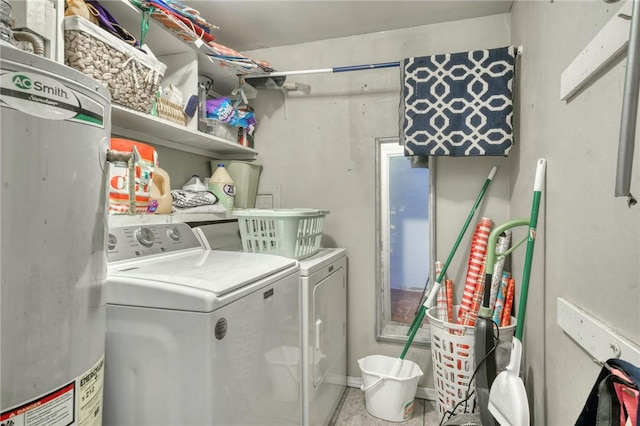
[576,358,640,426]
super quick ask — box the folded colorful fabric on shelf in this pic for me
[130,0,216,43]
[207,41,246,59]
[128,0,276,77]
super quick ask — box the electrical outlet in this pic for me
[255,194,273,209]
[256,184,282,209]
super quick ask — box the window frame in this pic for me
[374,136,436,345]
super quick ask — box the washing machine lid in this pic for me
[107,250,297,311]
[298,248,346,276]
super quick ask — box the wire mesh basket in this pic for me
[232,208,328,259]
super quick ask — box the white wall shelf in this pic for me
[111,105,257,159]
[103,1,262,160]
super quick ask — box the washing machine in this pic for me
[299,249,347,426]
[104,223,301,426]
[194,222,348,426]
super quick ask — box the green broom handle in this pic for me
[515,159,546,341]
[402,166,497,354]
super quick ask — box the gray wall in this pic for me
[157,4,640,422]
[153,145,212,190]
[248,14,513,390]
[511,1,640,424]
[246,4,640,424]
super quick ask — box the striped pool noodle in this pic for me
[445,279,454,323]
[492,272,509,324]
[466,264,486,327]
[435,261,447,321]
[488,230,512,309]
[456,218,493,326]
[501,277,516,327]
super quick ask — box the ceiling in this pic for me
[187,1,514,52]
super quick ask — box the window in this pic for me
[375,137,435,344]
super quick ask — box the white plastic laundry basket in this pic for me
[357,355,423,422]
[232,208,328,259]
[427,306,516,416]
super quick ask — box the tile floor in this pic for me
[390,289,425,323]
[330,387,442,426]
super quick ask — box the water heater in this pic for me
[1,44,111,425]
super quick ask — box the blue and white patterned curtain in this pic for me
[401,46,517,157]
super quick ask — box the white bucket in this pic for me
[357,355,424,422]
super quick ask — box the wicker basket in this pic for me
[63,16,166,114]
[156,97,186,126]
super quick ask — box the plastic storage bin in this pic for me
[108,138,157,214]
[210,160,262,208]
[232,208,328,259]
[427,306,516,416]
[205,118,236,142]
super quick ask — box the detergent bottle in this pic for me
[208,163,235,210]
[149,166,172,214]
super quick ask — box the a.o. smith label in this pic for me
[0,70,104,127]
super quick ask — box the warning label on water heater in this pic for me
[0,355,104,426]
[0,382,75,426]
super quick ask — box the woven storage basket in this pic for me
[156,97,186,126]
[63,16,166,114]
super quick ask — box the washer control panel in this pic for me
[107,223,202,262]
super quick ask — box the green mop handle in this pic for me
[402,166,497,357]
[515,158,546,341]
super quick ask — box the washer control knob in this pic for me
[167,227,181,241]
[167,227,182,241]
[107,234,117,251]
[135,227,155,247]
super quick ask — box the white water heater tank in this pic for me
[1,44,111,425]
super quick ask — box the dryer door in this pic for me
[311,264,346,387]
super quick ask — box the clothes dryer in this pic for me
[104,223,301,426]
[299,249,347,426]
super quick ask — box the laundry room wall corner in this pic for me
[248,13,512,389]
